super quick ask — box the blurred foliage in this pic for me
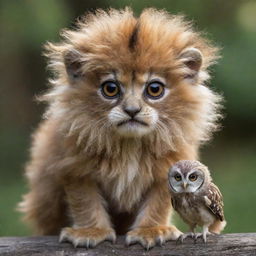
[0,0,71,53]
[0,0,256,236]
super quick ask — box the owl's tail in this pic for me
[209,219,227,234]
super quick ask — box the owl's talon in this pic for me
[176,232,194,244]
[194,231,212,243]
[203,231,212,243]
[194,232,202,242]
[190,232,196,239]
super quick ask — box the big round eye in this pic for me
[101,81,120,99]
[145,81,165,99]
[174,174,182,181]
[189,174,198,181]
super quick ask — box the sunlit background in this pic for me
[0,0,256,236]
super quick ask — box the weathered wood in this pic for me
[0,234,256,256]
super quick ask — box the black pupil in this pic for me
[149,83,160,93]
[176,175,181,180]
[106,83,117,93]
[190,175,196,179]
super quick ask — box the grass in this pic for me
[203,142,256,233]
[0,181,30,235]
[0,129,256,236]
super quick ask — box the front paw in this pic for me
[126,225,182,250]
[59,227,116,248]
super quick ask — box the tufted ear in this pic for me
[63,49,84,80]
[179,47,203,78]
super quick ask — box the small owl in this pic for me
[168,160,226,242]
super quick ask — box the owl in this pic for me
[168,160,226,242]
[18,8,223,249]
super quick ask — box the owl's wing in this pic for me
[204,183,224,221]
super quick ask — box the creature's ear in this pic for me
[63,49,84,80]
[179,47,203,79]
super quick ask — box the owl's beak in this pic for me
[182,182,188,189]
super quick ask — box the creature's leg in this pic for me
[18,120,69,235]
[126,181,182,250]
[18,175,67,235]
[195,225,212,243]
[202,225,209,243]
[59,177,115,248]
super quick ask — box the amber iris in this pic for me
[101,81,120,98]
[189,173,198,181]
[174,174,182,181]
[146,81,164,99]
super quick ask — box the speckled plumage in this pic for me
[168,160,226,242]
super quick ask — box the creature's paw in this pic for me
[59,227,116,248]
[126,225,182,250]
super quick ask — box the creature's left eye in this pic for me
[145,81,165,99]
[101,80,120,99]
[189,173,198,181]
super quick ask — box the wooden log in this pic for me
[0,234,256,256]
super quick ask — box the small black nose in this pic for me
[123,106,141,118]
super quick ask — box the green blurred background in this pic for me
[0,0,256,236]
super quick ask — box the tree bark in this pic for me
[0,233,256,256]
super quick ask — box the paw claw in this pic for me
[156,236,165,246]
[176,235,183,244]
[125,235,133,246]
[59,233,66,243]
[59,227,71,243]
[73,240,80,248]
[126,226,182,249]
[108,232,116,243]
[86,239,90,248]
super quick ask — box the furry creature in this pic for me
[18,8,222,249]
[168,160,226,242]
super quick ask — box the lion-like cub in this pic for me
[19,8,222,249]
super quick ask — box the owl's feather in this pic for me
[204,183,224,221]
[169,160,226,239]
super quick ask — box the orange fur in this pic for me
[18,8,222,248]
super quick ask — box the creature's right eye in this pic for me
[189,173,198,181]
[145,81,165,99]
[101,81,120,99]
[174,174,182,181]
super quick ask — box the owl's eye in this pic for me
[145,81,165,99]
[101,81,120,99]
[189,174,198,181]
[174,174,182,181]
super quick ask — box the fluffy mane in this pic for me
[40,8,222,157]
